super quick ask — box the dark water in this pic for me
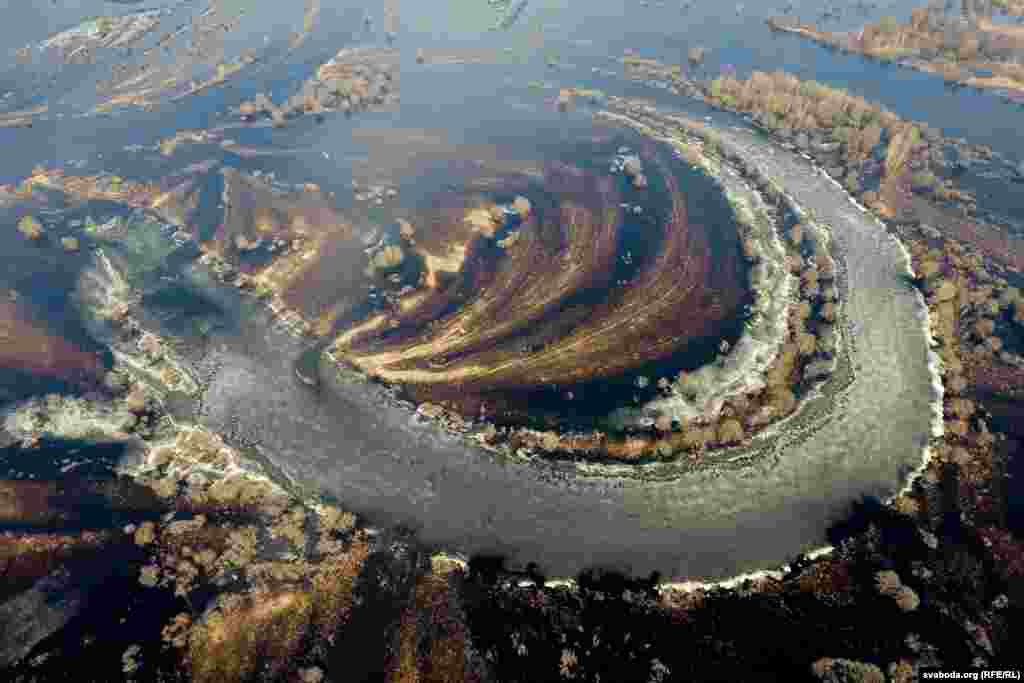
[0,0,1013,580]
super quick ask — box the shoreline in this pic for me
[2,88,947,586]
[304,95,936,583]
[767,16,1024,101]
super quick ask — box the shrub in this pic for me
[795,301,813,323]
[797,332,817,356]
[790,222,804,246]
[716,418,745,445]
[932,280,958,303]
[878,16,900,35]
[680,428,708,451]
[974,318,995,338]
[766,387,797,415]
[893,585,920,612]
[910,171,939,192]
[798,80,825,99]
[874,569,901,596]
[910,7,929,32]
[676,371,704,399]
[948,397,976,418]
[803,281,821,300]
[948,419,969,437]
[918,259,941,279]
[847,124,883,162]
[959,32,980,61]
[187,592,314,683]
[17,214,43,240]
[844,171,862,194]
[801,265,819,288]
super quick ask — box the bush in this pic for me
[959,32,980,61]
[795,301,813,322]
[910,171,939,193]
[17,214,43,240]
[716,419,745,445]
[798,81,825,99]
[974,318,995,338]
[844,171,862,194]
[790,223,804,246]
[797,332,817,356]
[918,259,941,279]
[910,7,929,32]
[884,125,919,178]
[878,16,900,35]
[767,387,797,415]
[680,428,708,451]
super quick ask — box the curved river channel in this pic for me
[189,104,940,582]
[0,0,961,582]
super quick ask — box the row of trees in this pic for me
[709,71,901,153]
[708,70,943,203]
[868,6,1022,62]
[667,215,839,453]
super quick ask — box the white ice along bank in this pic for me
[597,109,838,431]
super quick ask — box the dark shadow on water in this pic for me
[0,369,89,411]
[3,541,187,682]
[140,281,229,338]
[294,342,327,391]
[0,438,144,483]
[825,495,929,559]
[325,538,422,683]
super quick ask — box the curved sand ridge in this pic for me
[193,98,941,582]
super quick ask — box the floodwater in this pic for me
[0,0,1005,580]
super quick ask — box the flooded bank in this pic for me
[0,0,977,583]
[182,102,936,582]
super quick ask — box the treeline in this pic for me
[707,71,936,196]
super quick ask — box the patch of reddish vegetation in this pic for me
[214,168,350,267]
[978,527,1024,578]
[0,530,109,601]
[946,220,1024,274]
[0,300,104,385]
[968,362,1024,398]
[903,192,1024,274]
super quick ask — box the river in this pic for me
[0,0,1001,580]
